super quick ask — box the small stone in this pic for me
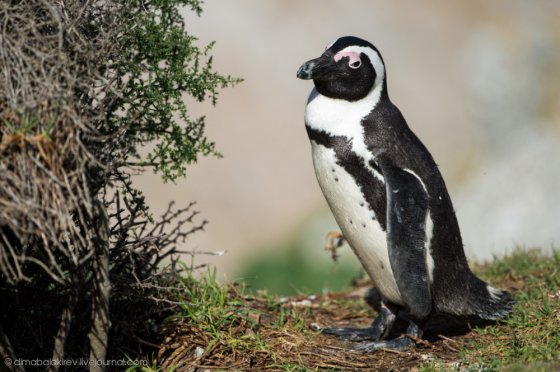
[248,312,261,325]
[290,299,312,307]
[194,346,204,359]
[309,322,321,331]
[420,353,433,361]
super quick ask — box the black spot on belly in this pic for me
[380,263,384,270]
[349,219,353,225]
[306,125,387,230]
[334,177,339,182]
[362,223,366,228]
[331,168,335,172]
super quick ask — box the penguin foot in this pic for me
[353,335,416,352]
[322,325,384,341]
[322,302,397,341]
[325,231,346,261]
[353,321,422,353]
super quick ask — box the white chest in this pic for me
[310,142,403,305]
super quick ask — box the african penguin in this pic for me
[297,36,514,351]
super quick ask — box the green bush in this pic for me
[0,0,238,368]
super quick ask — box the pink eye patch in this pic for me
[334,50,362,68]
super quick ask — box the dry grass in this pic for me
[153,249,560,371]
[156,285,472,371]
[151,248,557,372]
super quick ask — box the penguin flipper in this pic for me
[378,157,431,319]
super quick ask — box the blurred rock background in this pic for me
[135,0,560,293]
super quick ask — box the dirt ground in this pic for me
[156,281,481,371]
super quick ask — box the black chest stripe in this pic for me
[306,125,388,231]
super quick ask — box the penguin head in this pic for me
[297,36,386,102]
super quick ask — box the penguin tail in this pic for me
[476,284,515,321]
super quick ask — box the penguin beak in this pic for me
[297,55,331,80]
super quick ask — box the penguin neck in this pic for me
[306,77,388,129]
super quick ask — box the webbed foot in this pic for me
[322,325,384,341]
[353,321,422,352]
[322,302,397,341]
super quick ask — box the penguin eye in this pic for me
[349,60,361,69]
[334,51,362,69]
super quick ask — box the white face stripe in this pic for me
[336,45,385,92]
